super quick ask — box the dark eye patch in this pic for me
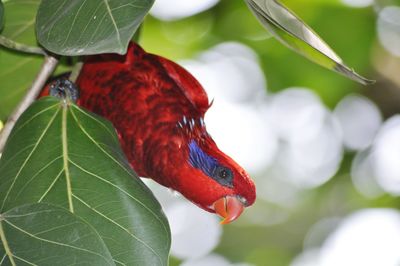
[188,140,234,188]
[213,166,233,187]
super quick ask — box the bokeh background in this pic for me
[140,0,400,265]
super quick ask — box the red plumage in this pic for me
[43,42,256,223]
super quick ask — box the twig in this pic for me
[0,35,47,56]
[0,55,59,153]
[69,61,83,83]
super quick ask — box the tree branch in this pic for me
[0,55,59,153]
[0,35,47,56]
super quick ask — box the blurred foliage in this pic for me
[0,1,3,30]
[245,0,372,85]
[141,1,399,265]
[142,0,376,107]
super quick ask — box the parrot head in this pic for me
[163,117,256,224]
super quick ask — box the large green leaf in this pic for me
[0,97,171,265]
[0,203,114,265]
[245,0,373,85]
[0,0,43,120]
[36,0,154,56]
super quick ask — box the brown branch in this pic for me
[0,55,59,153]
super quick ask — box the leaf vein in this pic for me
[9,19,35,40]
[37,167,64,203]
[72,194,163,266]
[82,10,108,50]
[113,258,126,266]
[75,2,104,45]
[4,210,54,219]
[1,108,61,212]
[0,254,6,265]
[61,0,88,47]
[110,3,145,11]
[34,221,80,236]
[0,57,35,78]
[4,220,111,262]
[69,159,170,242]
[15,156,63,200]
[46,0,70,42]
[0,144,35,173]
[12,254,37,266]
[7,103,60,143]
[103,0,122,49]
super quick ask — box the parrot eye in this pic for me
[217,167,232,179]
[188,140,234,188]
[213,166,233,187]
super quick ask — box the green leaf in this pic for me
[36,0,155,56]
[0,97,171,265]
[0,53,43,121]
[0,1,4,31]
[1,0,40,46]
[0,203,114,265]
[0,0,43,120]
[245,0,373,85]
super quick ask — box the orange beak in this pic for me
[213,196,245,224]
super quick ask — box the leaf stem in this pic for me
[0,55,59,153]
[0,218,17,266]
[0,35,47,56]
[69,61,83,83]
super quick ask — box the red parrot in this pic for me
[43,42,256,224]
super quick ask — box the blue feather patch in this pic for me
[188,140,233,188]
[189,140,218,177]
